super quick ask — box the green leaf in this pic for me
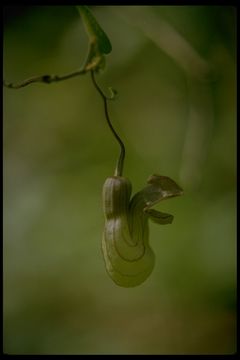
[77,6,112,71]
[77,6,112,55]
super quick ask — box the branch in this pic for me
[3,6,112,90]
[3,59,100,89]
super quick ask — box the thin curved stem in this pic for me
[91,70,125,177]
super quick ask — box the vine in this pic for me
[4,6,183,287]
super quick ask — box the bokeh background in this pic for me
[3,6,236,355]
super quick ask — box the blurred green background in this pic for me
[3,5,236,355]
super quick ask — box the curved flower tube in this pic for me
[102,174,183,287]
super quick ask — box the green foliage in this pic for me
[77,6,112,71]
